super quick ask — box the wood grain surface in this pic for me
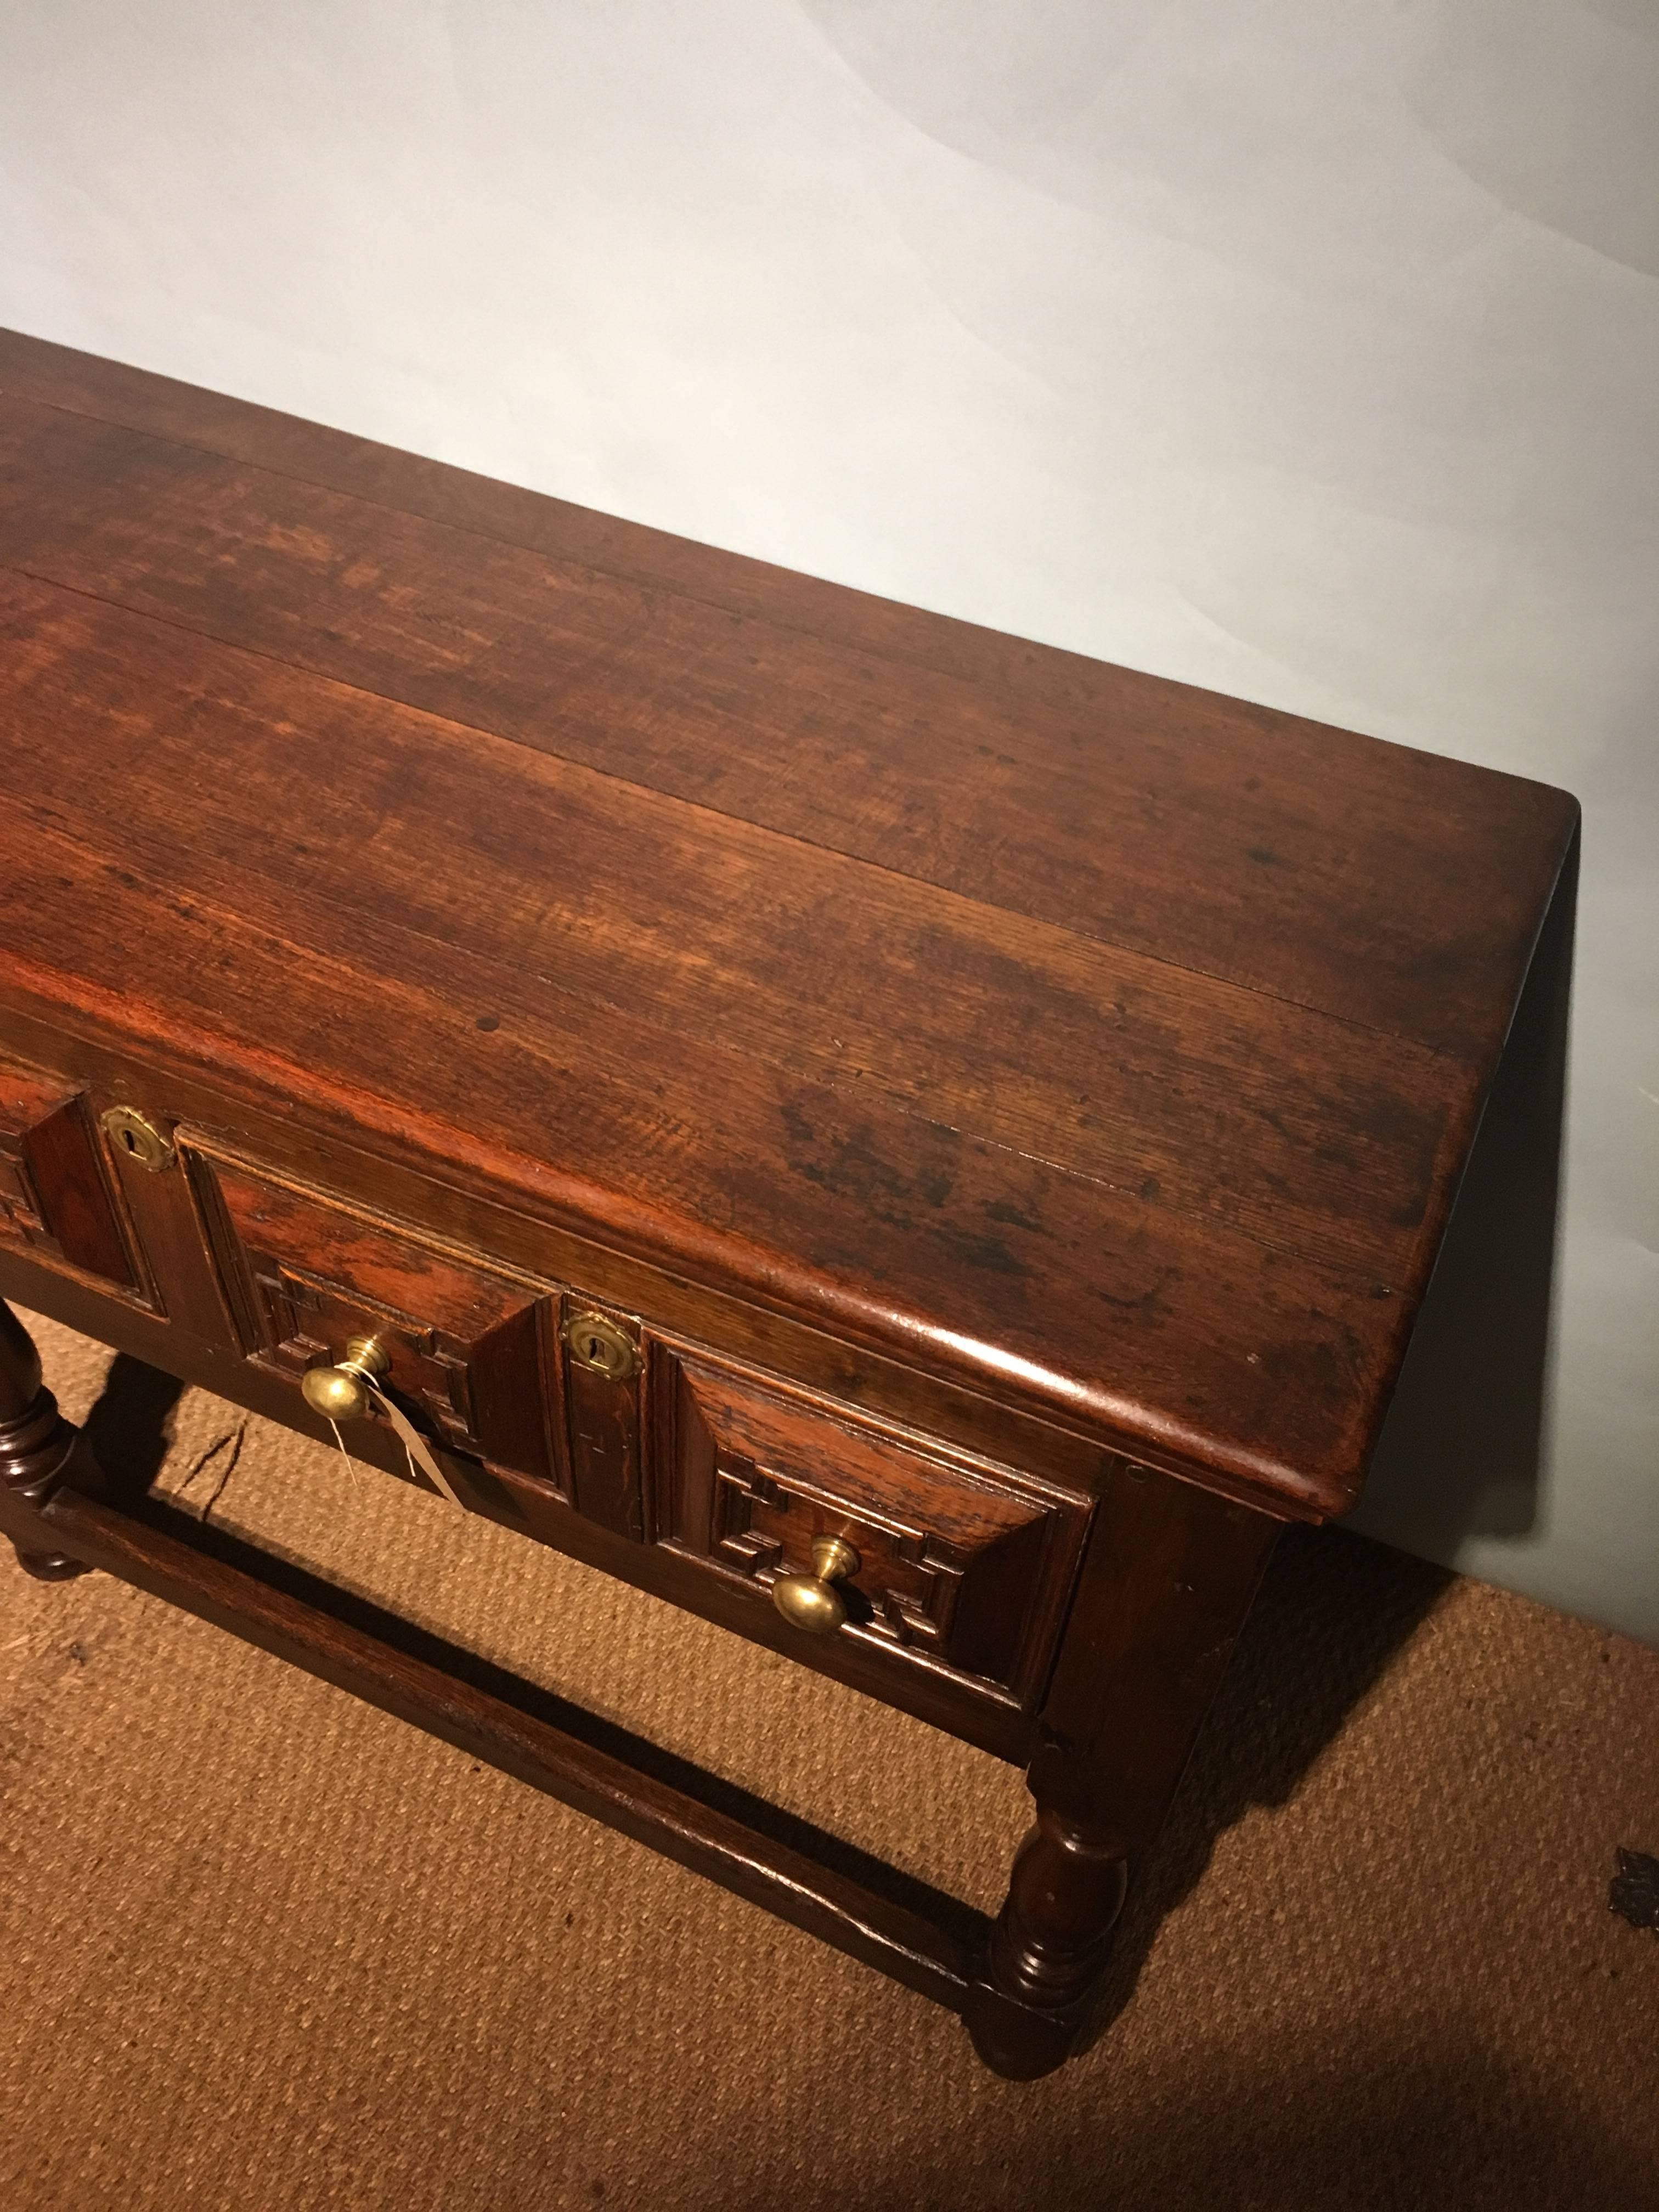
[0,329,1579,1516]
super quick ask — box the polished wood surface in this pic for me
[0,336,1566,1060]
[654,1342,1091,1718]
[0,1062,134,1289]
[0,331,1577,1515]
[0,330,1577,2076]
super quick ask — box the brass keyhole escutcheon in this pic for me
[99,1105,174,1172]
[562,1309,641,1382]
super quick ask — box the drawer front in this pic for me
[188,1141,647,1534]
[0,1058,136,1290]
[182,1137,1090,1727]
[652,1345,1091,1717]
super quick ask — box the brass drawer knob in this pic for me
[771,1536,860,1635]
[300,1335,390,1424]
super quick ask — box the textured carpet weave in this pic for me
[1,1312,1655,2212]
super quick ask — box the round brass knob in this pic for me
[300,1336,390,1424]
[771,1536,860,1635]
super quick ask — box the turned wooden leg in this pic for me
[966,1462,1282,2078]
[0,1297,100,1580]
[989,1808,1130,2009]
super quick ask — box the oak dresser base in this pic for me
[0,328,1576,2080]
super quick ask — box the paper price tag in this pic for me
[325,1375,465,1509]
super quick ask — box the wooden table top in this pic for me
[0,329,1577,1517]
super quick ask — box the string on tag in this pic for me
[360,1372,465,1509]
[326,1418,360,1489]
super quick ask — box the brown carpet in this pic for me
[2,1312,1655,2212]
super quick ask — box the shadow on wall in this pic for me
[1350,836,1577,1560]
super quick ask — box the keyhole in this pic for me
[563,1310,637,1381]
[99,1108,171,1172]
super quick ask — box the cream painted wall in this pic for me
[2,3,1654,1635]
